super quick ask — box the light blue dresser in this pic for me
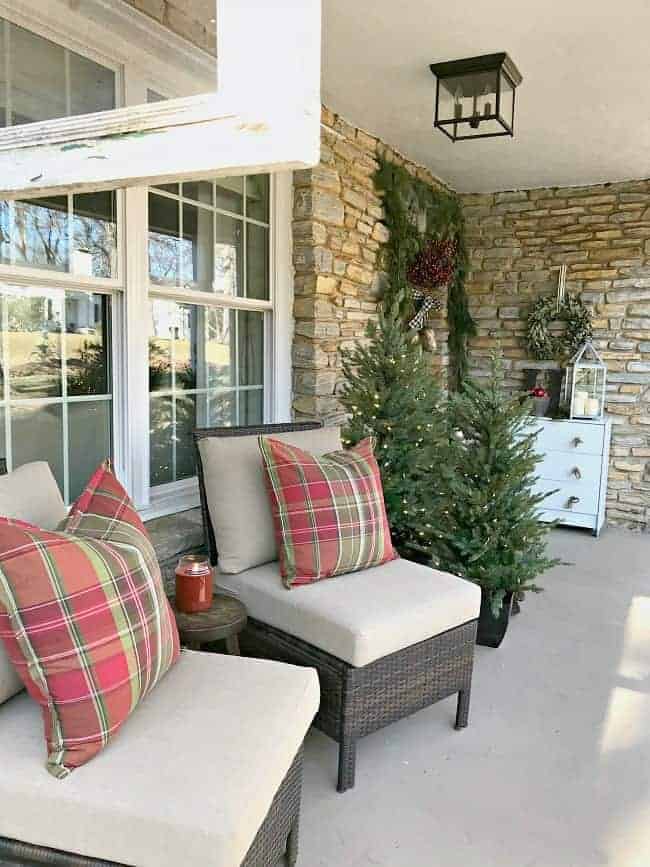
[527,417,612,537]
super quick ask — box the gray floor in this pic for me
[297,528,650,867]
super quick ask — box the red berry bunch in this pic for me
[406,238,457,289]
[530,386,549,398]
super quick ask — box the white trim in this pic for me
[139,477,201,523]
[271,171,294,422]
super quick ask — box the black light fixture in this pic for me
[429,52,523,142]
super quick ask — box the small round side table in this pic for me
[171,594,247,654]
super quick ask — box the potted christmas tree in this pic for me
[340,296,452,565]
[439,355,559,647]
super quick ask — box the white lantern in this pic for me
[563,342,607,420]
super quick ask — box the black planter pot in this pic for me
[476,591,513,648]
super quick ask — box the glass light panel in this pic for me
[72,191,117,279]
[10,23,66,125]
[499,73,515,130]
[0,202,9,264]
[150,394,173,486]
[12,403,64,489]
[240,389,263,425]
[214,214,243,296]
[173,304,197,391]
[206,307,235,389]
[183,182,213,205]
[208,391,235,426]
[181,204,214,291]
[65,292,109,396]
[246,224,269,300]
[238,311,264,386]
[246,175,270,223]
[174,394,197,480]
[68,400,111,500]
[69,52,115,117]
[13,197,69,272]
[215,177,244,215]
[7,289,64,398]
[148,193,180,286]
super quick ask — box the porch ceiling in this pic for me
[322,0,650,192]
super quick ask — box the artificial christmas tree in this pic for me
[439,354,559,646]
[340,296,451,564]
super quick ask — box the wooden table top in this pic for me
[170,593,247,643]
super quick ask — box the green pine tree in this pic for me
[340,296,452,564]
[439,354,559,615]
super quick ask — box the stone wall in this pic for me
[292,107,450,424]
[120,0,215,54]
[462,179,650,529]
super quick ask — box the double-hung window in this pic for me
[0,11,290,516]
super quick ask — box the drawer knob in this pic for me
[567,496,581,509]
[571,466,582,480]
[572,437,584,448]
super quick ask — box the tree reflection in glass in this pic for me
[12,197,69,272]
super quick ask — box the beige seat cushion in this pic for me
[198,426,341,574]
[217,558,481,668]
[0,651,319,867]
[0,461,67,705]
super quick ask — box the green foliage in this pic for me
[438,354,560,615]
[340,295,452,563]
[526,294,593,361]
[373,156,476,389]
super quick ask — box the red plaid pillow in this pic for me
[259,437,397,587]
[0,462,179,777]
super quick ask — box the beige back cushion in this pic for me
[199,427,342,574]
[0,461,67,704]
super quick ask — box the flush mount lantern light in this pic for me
[429,52,523,142]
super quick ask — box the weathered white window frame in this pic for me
[0,4,296,517]
[0,0,322,198]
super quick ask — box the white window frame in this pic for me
[0,8,295,518]
[0,0,321,198]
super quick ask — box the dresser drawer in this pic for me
[528,420,605,456]
[536,452,603,485]
[533,480,599,516]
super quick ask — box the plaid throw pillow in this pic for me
[259,437,397,587]
[0,462,179,778]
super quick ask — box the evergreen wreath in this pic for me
[526,294,593,360]
[374,157,476,389]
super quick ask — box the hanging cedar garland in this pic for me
[374,156,475,389]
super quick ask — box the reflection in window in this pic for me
[0,287,112,502]
[0,17,115,128]
[149,300,264,486]
[0,192,118,278]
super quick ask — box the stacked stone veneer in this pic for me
[292,108,450,424]
[120,0,215,53]
[462,180,650,529]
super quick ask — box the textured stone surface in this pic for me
[462,179,650,529]
[145,508,206,593]
[292,107,450,424]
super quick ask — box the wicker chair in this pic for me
[195,421,479,793]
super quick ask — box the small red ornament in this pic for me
[529,386,549,398]
[406,238,457,289]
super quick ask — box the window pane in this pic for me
[207,307,235,389]
[173,305,197,390]
[69,52,115,117]
[246,224,269,300]
[214,214,242,296]
[12,403,64,491]
[246,175,269,223]
[68,400,111,500]
[72,191,117,278]
[10,23,66,125]
[175,394,197,480]
[215,177,243,214]
[240,389,263,425]
[149,193,180,286]
[7,290,63,399]
[150,394,173,486]
[238,311,264,386]
[13,197,69,272]
[183,182,213,205]
[152,183,179,195]
[149,299,174,392]
[0,202,9,264]
[181,204,214,292]
[66,292,110,396]
[208,391,235,426]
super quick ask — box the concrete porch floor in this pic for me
[297,527,650,867]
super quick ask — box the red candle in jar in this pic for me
[175,555,213,614]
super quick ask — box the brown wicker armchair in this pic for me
[195,421,478,793]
